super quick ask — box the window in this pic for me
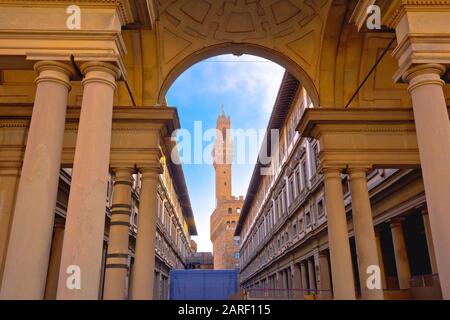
[317,199,325,217]
[342,177,349,195]
[301,161,308,189]
[289,176,295,203]
[226,221,230,229]
[295,169,301,195]
[228,208,232,214]
[305,212,311,227]
[312,144,320,172]
[236,208,241,214]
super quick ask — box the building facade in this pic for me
[236,73,442,300]
[210,109,244,270]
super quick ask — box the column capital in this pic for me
[81,61,121,90]
[54,219,65,230]
[402,64,446,92]
[321,166,344,180]
[112,167,135,180]
[140,166,163,181]
[34,60,75,90]
[389,217,405,228]
[347,166,370,179]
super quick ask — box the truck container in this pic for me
[169,269,239,300]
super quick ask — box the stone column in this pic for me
[307,259,316,292]
[57,62,120,300]
[300,261,308,293]
[422,209,438,274]
[348,167,384,300]
[131,167,161,300]
[403,64,450,299]
[1,61,73,299]
[318,252,332,299]
[374,230,387,290]
[0,167,20,286]
[390,219,411,290]
[322,168,356,299]
[44,220,65,300]
[292,263,301,299]
[103,168,134,300]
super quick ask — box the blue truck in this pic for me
[169,269,239,300]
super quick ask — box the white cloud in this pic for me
[199,55,285,117]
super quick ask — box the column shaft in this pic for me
[103,168,134,300]
[422,209,438,274]
[307,259,316,291]
[390,220,411,290]
[323,168,355,299]
[375,230,387,289]
[44,221,65,300]
[318,253,332,299]
[57,62,120,300]
[1,61,73,299]
[300,261,308,293]
[349,168,384,300]
[0,167,20,286]
[130,168,160,300]
[403,64,450,299]
[292,263,301,299]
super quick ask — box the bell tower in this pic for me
[212,105,233,202]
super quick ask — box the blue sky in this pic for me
[166,54,285,252]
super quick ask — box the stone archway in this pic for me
[157,42,318,106]
[154,0,332,106]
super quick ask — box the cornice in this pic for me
[0,0,136,26]
[386,0,450,28]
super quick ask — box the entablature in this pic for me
[296,108,443,169]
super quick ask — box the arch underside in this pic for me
[155,0,332,106]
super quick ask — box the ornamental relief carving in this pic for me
[156,0,331,86]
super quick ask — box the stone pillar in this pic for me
[131,167,161,300]
[44,220,65,300]
[322,168,355,299]
[292,263,301,299]
[422,209,438,274]
[0,167,20,286]
[300,261,308,294]
[1,61,73,299]
[403,64,450,299]
[374,230,387,289]
[390,219,411,290]
[307,259,316,292]
[103,168,134,300]
[57,62,120,300]
[348,168,384,300]
[318,252,332,299]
